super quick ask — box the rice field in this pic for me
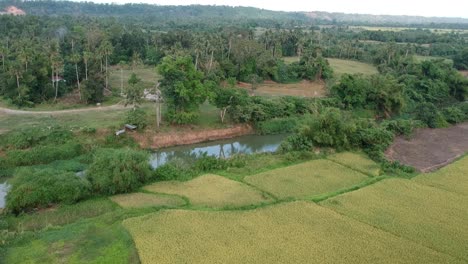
[144,174,272,208]
[413,156,468,196]
[123,201,458,264]
[321,178,468,261]
[327,152,381,176]
[110,192,186,209]
[244,159,370,199]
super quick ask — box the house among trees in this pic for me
[0,6,26,16]
[51,76,65,83]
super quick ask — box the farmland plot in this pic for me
[144,174,272,208]
[123,201,459,264]
[245,159,370,199]
[110,193,186,209]
[321,178,468,261]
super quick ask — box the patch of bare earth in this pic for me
[131,124,254,149]
[237,80,326,97]
[385,122,468,172]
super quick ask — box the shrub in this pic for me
[86,148,152,195]
[1,127,73,150]
[125,108,148,130]
[442,106,466,124]
[256,117,300,135]
[381,119,425,137]
[194,154,228,171]
[153,163,194,181]
[415,102,448,128]
[6,168,91,214]
[5,143,83,167]
[301,108,356,150]
[166,110,199,125]
[279,134,314,152]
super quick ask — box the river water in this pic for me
[0,182,10,209]
[149,134,288,169]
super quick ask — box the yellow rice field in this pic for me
[123,201,458,264]
[413,156,468,196]
[327,152,381,176]
[321,178,468,260]
[110,193,186,209]
[244,159,370,199]
[144,174,272,208]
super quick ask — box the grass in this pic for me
[0,107,128,132]
[109,66,160,92]
[238,80,326,98]
[123,201,457,264]
[144,174,273,208]
[110,192,186,209]
[327,152,381,176]
[327,58,378,77]
[413,55,454,64]
[3,198,118,232]
[413,156,468,196]
[244,159,370,199]
[282,57,378,77]
[3,217,140,264]
[321,178,468,261]
[349,25,468,34]
[282,56,300,64]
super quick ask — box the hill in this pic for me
[1,1,468,28]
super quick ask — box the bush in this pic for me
[6,168,91,214]
[279,134,314,152]
[301,108,356,150]
[414,102,449,128]
[86,148,152,195]
[381,119,425,137]
[125,108,148,130]
[5,143,83,167]
[153,163,194,181]
[442,106,466,124]
[166,110,199,124]
[256,117,300,135]
[1,127,73,150]
[194,154,229,171]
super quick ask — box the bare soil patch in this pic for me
[385,122,468,172]
[237,80,326,97]
[132,124,254,149]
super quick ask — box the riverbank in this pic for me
[131,124,255,149]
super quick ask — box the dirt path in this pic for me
[0,104,125,115]
[385,122,468,172]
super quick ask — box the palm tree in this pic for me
[70,52,82,100]
[83,50,92,80]
[99,40,113,91]
[0,43,6,72]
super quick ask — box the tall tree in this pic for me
[158,56,210,124]
[70,52,82,100]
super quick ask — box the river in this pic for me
[149,134,288,169]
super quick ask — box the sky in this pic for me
[72,0,468,18]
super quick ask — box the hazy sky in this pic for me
[72,0,468,18]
